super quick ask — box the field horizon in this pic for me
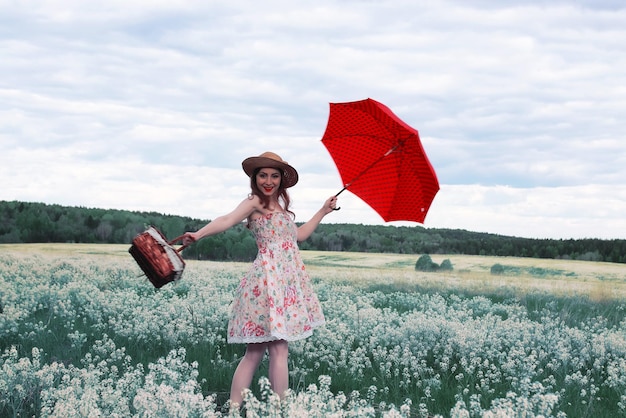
[4,243,625,302]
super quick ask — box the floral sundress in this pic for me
[227,211,325,343]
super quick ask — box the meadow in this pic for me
[1,243,625,417]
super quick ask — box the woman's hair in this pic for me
[250,168,295,218]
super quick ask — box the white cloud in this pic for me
[424,184,626,239]
[1,0,625,239]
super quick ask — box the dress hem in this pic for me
[227,321,325,344]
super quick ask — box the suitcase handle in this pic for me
[169,235,190,253]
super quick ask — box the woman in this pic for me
[182,151,337,408]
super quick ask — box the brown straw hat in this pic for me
[242,151,299,188]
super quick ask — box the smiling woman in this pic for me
[180,151,338,409]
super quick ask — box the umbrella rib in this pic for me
[349,105,402,139]
[335,144,399,197]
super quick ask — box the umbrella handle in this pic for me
[333,187,347,211]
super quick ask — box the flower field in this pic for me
[1,244,625,417]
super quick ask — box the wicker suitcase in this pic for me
[129,227,188,288]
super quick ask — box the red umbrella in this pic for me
[321,98,439,223]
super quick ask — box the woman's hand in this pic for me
[182,232,197,247]
[322,196,338,215]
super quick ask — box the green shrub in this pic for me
[491,263,505,275]
[415,254,438,271]
[440,259,453,271]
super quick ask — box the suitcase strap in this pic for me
[169,235,190,253]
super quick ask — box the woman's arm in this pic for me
[296,196,337,242]
[183,196,260,244]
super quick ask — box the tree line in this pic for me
[1,200,625,263]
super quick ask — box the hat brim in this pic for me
[242,157,299,188]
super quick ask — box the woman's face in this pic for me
[255,167,282,196]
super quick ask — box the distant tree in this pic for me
[2,201,626,264]
[96,220,114,242]
[577,251,602,262]
[231,235,257,261]
[84,214,99,229]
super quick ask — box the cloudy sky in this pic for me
[2,0,625,240]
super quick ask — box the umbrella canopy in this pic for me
[321,98,439,223]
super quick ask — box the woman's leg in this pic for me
[267,339,289,399]
[230,343,267,406]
